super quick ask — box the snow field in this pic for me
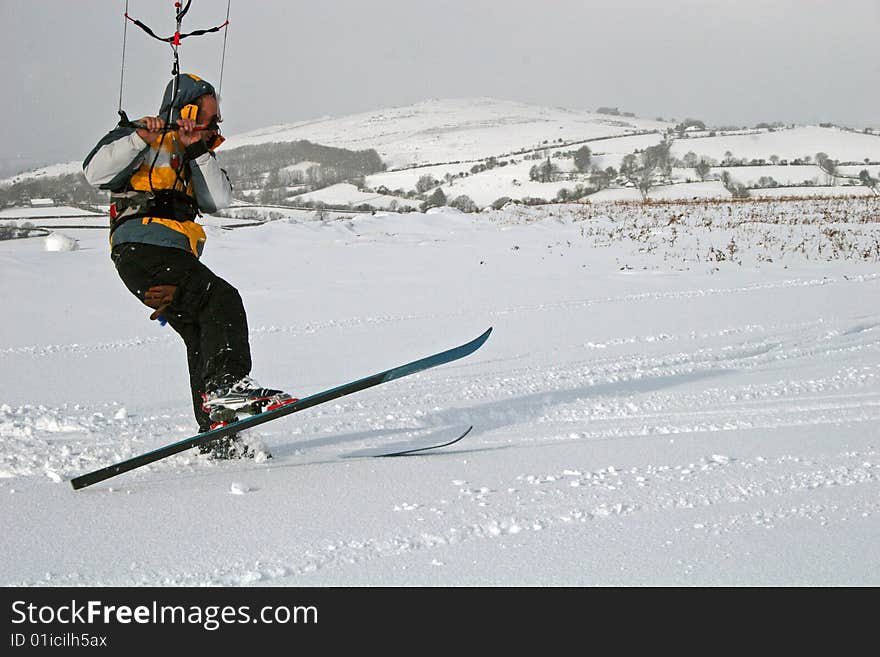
[1,201,878,585]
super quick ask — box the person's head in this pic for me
[159,73,224,148]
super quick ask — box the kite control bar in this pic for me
[127,121,216,133]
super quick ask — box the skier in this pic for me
[83,73,295,458]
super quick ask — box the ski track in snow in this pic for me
[11,446,878,586]
[4,310,878,474]
[4,301,880,480]
[2,272,877,359]
[5,299,880,585]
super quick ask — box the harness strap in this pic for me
[109,189,200,235]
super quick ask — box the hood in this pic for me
[158,73,217,122]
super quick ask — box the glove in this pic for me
[143,285,177,321]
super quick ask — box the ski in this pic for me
[377,425,472,457]
[70,328,492,490]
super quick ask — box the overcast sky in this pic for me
[1,0,877,175]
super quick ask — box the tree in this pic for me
[816,152,838,185]
[675,118,706,134]
[305,165,322,187]
[450,194,478,212]
[720,172,750,198]
[695,159,712,181]
[573,145,592,172]
[588,167,612,190]
[529,158,559,183]
[620,154,637,181]
[416,174,438,194]
[314,202,328,222]
[619,141,672,200]
[729,184,750,199]
[646,141,672,180]
[683,151,699,168]
[425,187,447,209]
[260,169,281,204]
[859,169,879,195]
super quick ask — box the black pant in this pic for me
[111,242,252,431]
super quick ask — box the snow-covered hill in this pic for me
[223,97,670,169]
[670,126,880,164]
[4,99,878,209]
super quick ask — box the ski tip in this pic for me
[377,425,474,457]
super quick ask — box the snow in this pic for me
[1,199,879,586]
[437,163,575,206]
[670,126,880,164]
[43,232,79,252]
[588,181,732,202]
[707,165,838,186]
[748,186,875,199]
[0,161,83,186]
[293,182,414,209]
[0,205,103,219]
[224,98,669,169]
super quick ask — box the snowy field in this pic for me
[1,199,879,586]
[0,205,103,219]
[670,127,880,164]
[293,182,413,209]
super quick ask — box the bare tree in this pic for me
[620,141,672,200]
[529,158,560,183]
[816,152,838,185]
[416,174,438,194]
[859,169,879,195]
[695,159,712,181]
[719,172,750,198]
[588,166,612,190]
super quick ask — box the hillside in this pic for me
[223,97,670,169]
[2,99,878,214]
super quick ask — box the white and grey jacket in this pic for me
[83,126,232,257]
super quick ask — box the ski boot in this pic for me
[202,376,298,422]
[199,377,298,460]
